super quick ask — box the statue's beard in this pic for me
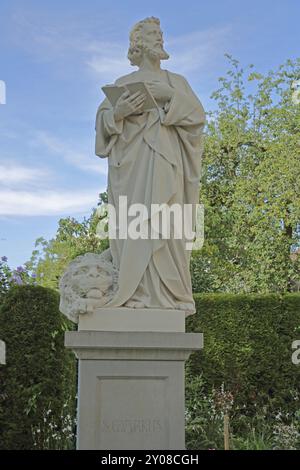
[143,44,169,61]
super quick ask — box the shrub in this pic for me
[187,293,300,415]
[0,285,76,449]
[185,373,224,450]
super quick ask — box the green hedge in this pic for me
[186,293,300,414]
[1,289,299,447]
[0,285,76,450]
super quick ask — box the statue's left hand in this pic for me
[147,81,174,102]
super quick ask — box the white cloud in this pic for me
[0,136,107,216]
[166,27,231,75]
[0,159,104,216]
[32,131,108,175]
[0,164,50,185]
[10,9,231,81]
[86,26,231,81]
[0,157,104,216]
[87,55,130,81]
[0,188,101,216]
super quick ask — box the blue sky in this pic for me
[0,0,299,268]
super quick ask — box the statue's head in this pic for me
[59,251,116,322]
[127,17,169,66]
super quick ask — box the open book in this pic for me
[101,82,158,112]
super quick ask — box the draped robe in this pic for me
[95,70,205,314]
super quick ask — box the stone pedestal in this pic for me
[78,307,188,332]
[65,308,203,450]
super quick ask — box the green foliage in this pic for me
[0,285,76,449]
[192,56,300,293]
[271,410,300,450]
[0,257,10,301]
[231,428,273,450]
[185,374,276,450]
[185,373,277,450]
[27,203,108,291]
[185,373,224,450]
[0,257,37,303]
[187,293,300,414]
[186,294,300,449]
[25,57,300,295]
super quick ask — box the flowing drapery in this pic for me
[95,71,205,313]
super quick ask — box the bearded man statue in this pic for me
[95,17,205,315]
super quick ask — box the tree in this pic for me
[192,56,300,293]
[28,59,300,294]
[0,256,37,303]
[27,195,108,290]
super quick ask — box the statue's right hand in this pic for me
[113,90,146,121]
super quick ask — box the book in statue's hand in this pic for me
[102,82,158,112]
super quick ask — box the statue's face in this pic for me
[142,23,164,54]
[141,22,169,61]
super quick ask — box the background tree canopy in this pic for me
[27,57,300,294]
[26,193,108,290]
[193,55,300,293]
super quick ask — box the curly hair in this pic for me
[127,16,161,66]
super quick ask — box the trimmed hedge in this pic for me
[1,289,299,447]
[0,285,76,450]
[186,293,300,414]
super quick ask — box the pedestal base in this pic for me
[65,329,203,450]
[78,307,186,332]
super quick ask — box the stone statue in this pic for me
[95,17,205,315]
[59,17,205,321]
